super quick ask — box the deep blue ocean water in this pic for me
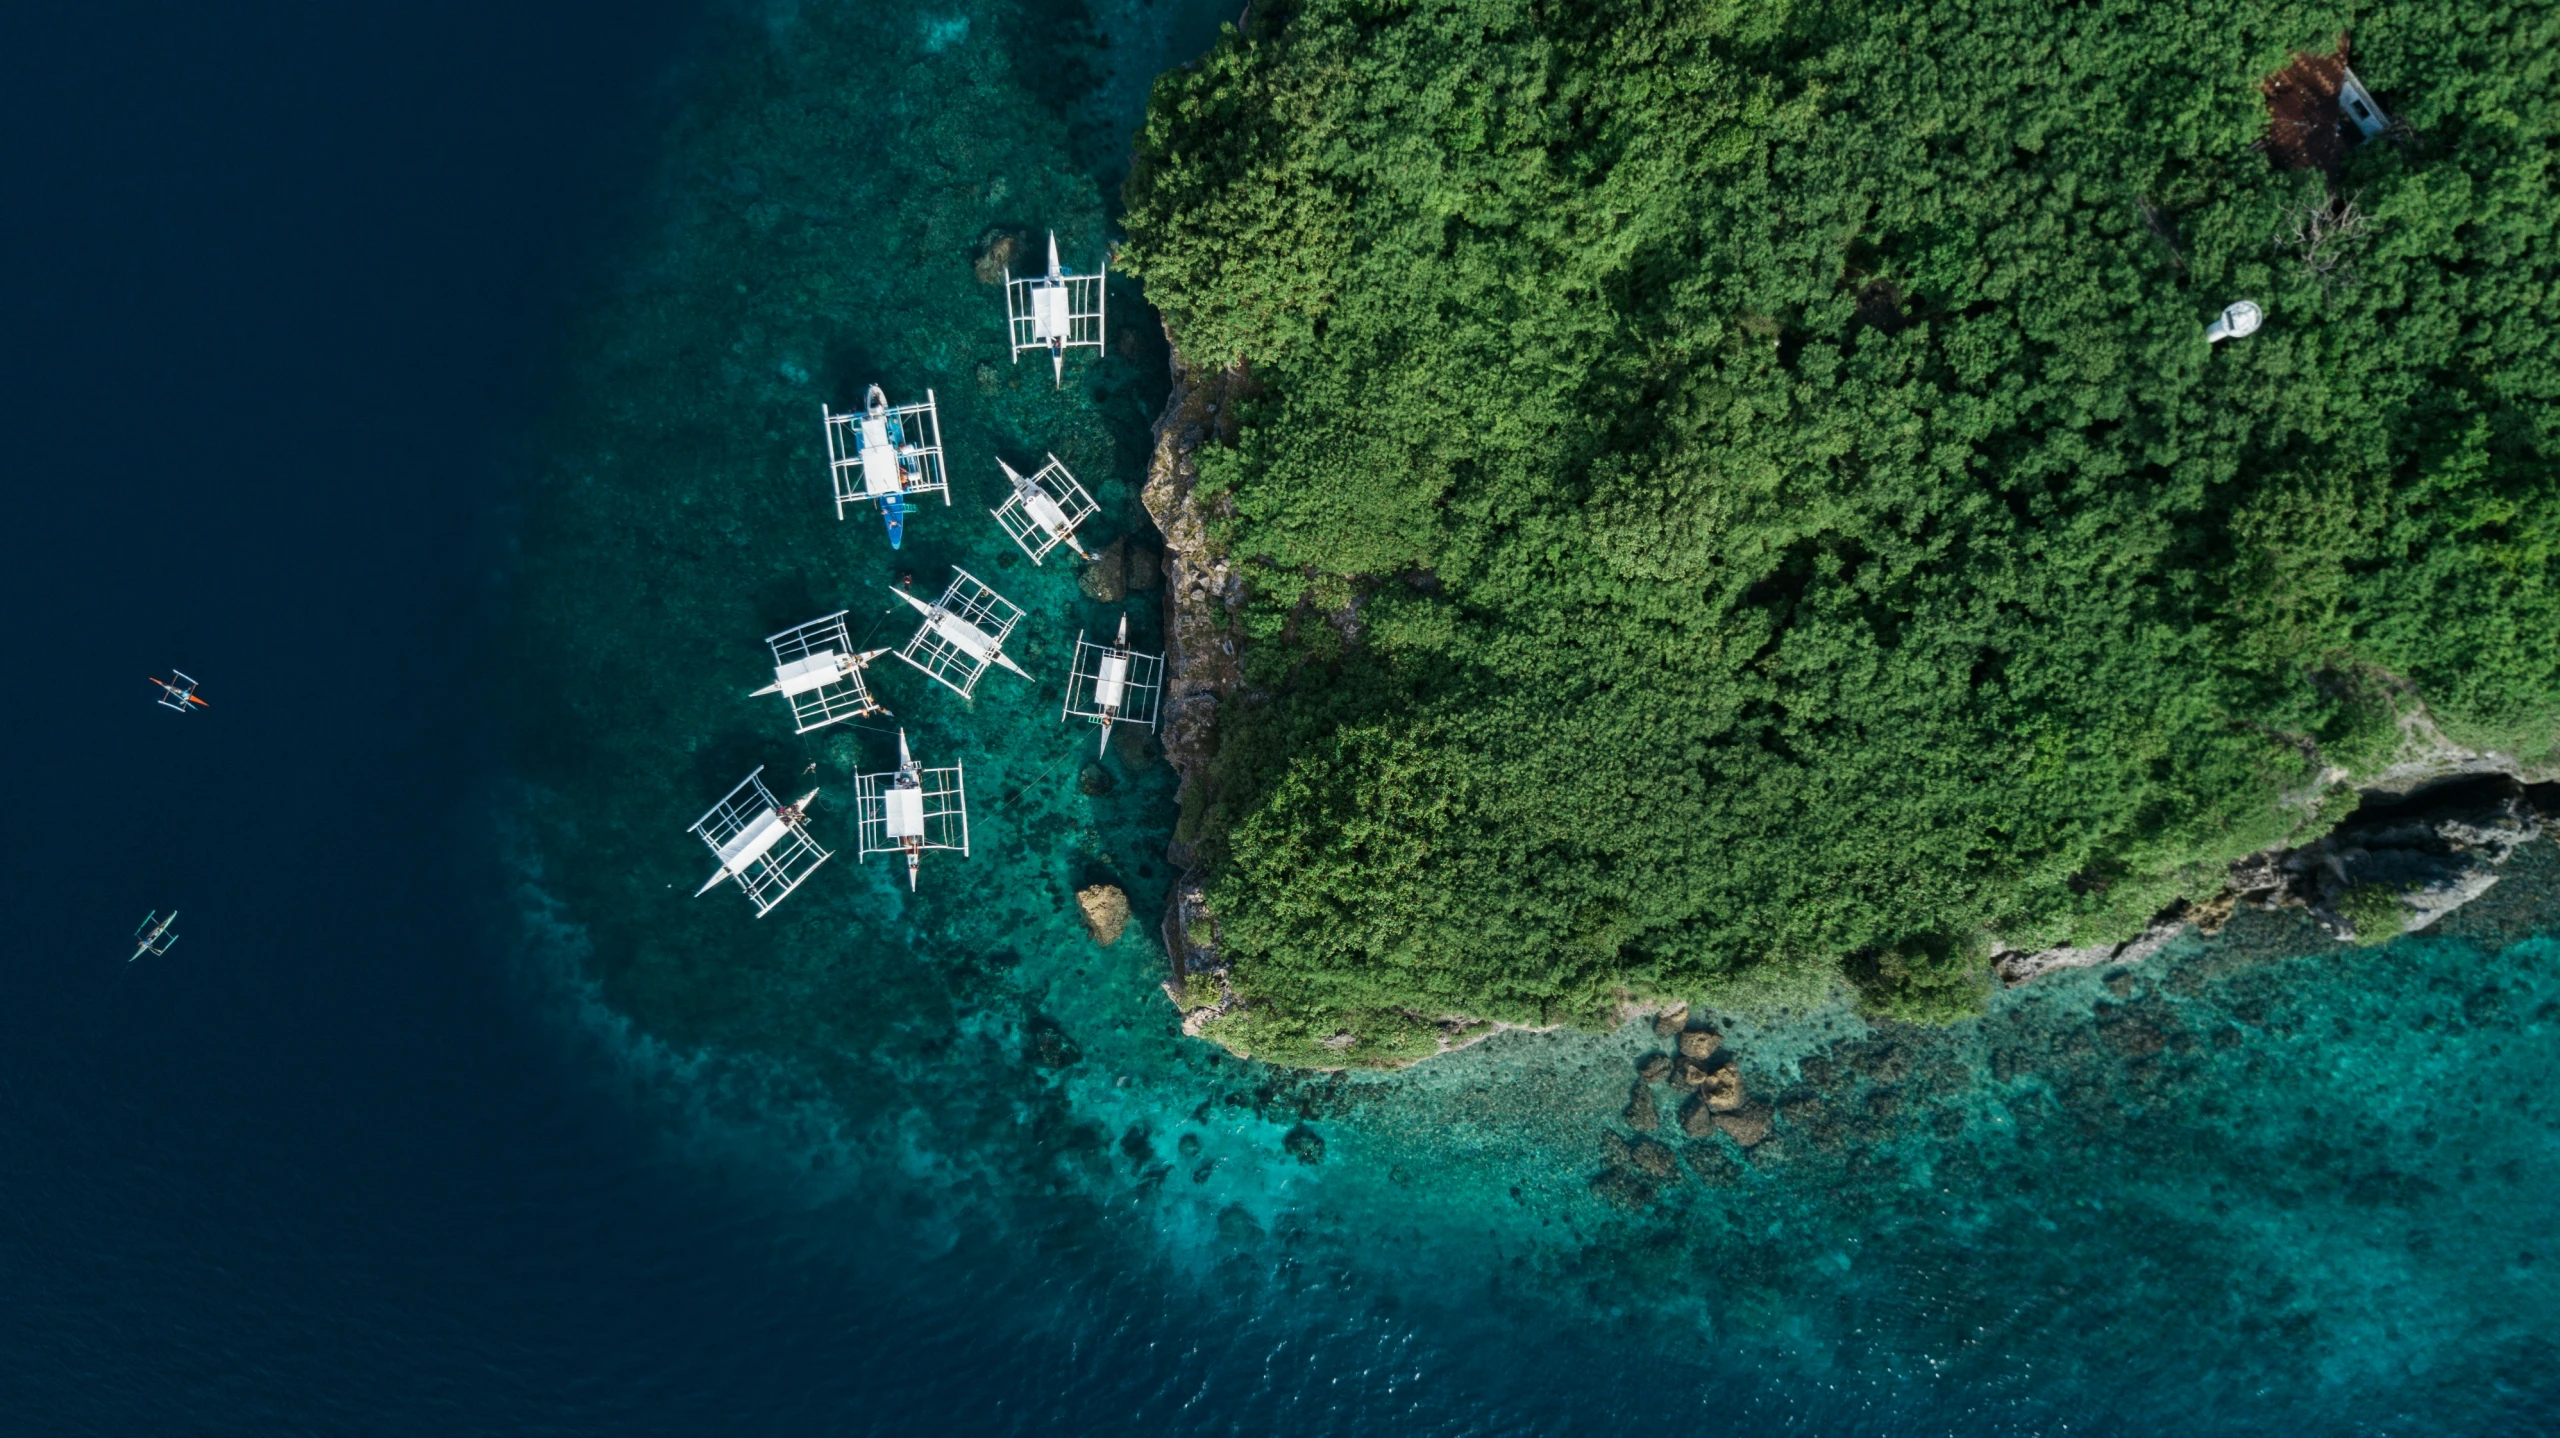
[6,2,2559,1434]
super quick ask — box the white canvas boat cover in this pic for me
[772,651,842,697]
[1024,489,1070,536]
[716,809,791,872]
[1095,653,1129,708]
[930,610,999,660]
[860,417,900,495]
[1032,285,1070,341]
[884,787,925,839]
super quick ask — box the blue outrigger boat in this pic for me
[823,385,949,546]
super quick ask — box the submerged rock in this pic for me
[1589,1167,1657,1210]
[1077,884,1131,946]
[1626,1137,1680,1181]
[1624,1079,1660,1131]
[972,226,1023,284]
[1678,1091,1718,1138]
[1685,1143,1744,1187]
[1079,538,1129,603]
[1283,1123,1326,1165]
[1026,1019,1082,1068]
[1714,1102,1774,1148]
[1635,1051,1673,1084]
[1124,539,1163,591]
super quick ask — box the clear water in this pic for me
[496,2,2560,1432]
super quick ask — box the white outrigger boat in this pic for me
[855,728,967,890]
[823,385,946,547]
[753,611,889,733]
[1005,231,1105,387]
[689,767,831,917]
[1061,615,1165,756]
[991,454,1098,565]
[129,910,179,962]
[889,568,1031,699]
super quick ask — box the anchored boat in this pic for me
[129,910,179,962]
[753,610,889,733]
[1062,615,1164,756]
[855,728,968,890]
[992,454,1098,565]
[689,767,831,917]
[888,568,1032,699]
[149,672,208,712]
[823,385,947,546]
[1004,232,1106,388]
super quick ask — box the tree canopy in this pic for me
[1123,0,2560,1064]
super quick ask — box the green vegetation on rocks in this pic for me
[1123,0,2560,1063]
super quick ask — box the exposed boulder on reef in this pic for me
[1699,1063,1749,1113]
[1999,774,2555,983]
[1676,1028,1722,1060]
[1680,1076,1750,1136]
[1076,884,1131,946]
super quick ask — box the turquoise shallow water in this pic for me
[497,2,2560,1430]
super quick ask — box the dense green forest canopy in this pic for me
[1123,0,2560,1063]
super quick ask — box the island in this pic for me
[1117,4,2560,1067]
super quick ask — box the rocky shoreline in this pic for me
[1996,770,2560,986]
[1136,336,1248,1036]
